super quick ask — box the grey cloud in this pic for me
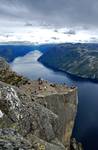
[90,37,98,43]
[0,0,98,28]
[63,30,76,35]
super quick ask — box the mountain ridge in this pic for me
[38,43,98,81]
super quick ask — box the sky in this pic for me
[0,0,98,43]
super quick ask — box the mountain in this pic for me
[0,57,83,150]
[0,45,34,62]
[0,44,56,62]
[38,43,98,81]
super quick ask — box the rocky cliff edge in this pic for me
[0,57,82,150]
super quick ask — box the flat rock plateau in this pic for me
[0,57,83,150]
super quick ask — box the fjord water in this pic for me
[11,49,98,150]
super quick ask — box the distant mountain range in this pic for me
[0,44,55,62]
[0,45,34,62]
[38,43,98,81]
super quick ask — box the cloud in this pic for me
[0,0,98,28]
[90,37,98,43]
[63,30,76,35]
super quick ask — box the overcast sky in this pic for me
[0,0,98,29]
[0,0,98,43]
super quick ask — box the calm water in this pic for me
[11,49,98,150]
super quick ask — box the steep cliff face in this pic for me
[0,57,82,150]
[33,89,78,148]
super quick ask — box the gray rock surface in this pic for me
[0,57,82,150]
[0,128,34,150]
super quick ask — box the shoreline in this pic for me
[38,59,98,83]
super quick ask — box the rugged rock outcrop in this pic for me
[0,57,82,150]
[0,128,34,150]
[0,57,29,86]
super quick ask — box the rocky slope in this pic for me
[0,57,83,150]
[38,43,98,81]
